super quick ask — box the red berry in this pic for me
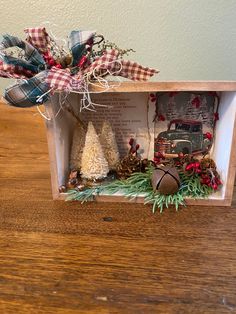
[215,178,222,185]
[214,112,219,121]
[186,163,194,171]
[87,38,94,46]
[158,114,165,121]
[205,132,213,140]
[78,55,88,68]
[150,96,157,102]
[191,96,201,108]
[154,157,161,164]
[212,183,218,190]
[129,138,134,146]
[156,152,164,158]
[49,59,56,66]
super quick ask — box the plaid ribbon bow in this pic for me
[0,27,158,108]
[82,49,157,81]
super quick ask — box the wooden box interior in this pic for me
[46,82,236,206]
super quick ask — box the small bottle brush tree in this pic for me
[70,122,86,170]
[81,122,109,180]
[99,121,119,171]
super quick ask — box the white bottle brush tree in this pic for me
[81,122,109,180]
[70,121,86,170]
[63,100,86,171]
[99,121,120,171]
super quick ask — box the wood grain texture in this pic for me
[87,81,236,92]
[1,102,236,314]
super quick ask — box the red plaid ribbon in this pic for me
[24,27,50,53]
[1,27,159,108]
[83,49,119,76]
[46,49,158,90]
[119,60,158,81]
[0,60,34,79]
[83,49,158,81]
[46,67,73,90]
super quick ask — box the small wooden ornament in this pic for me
[66,170,79,189]
[151,166,181,195]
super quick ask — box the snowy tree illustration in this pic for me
[184,94,201,121]
[166,97,178,121]
[198,95,214,127]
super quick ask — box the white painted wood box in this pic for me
[46,82,236,206]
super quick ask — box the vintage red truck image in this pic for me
[155,119,213,158]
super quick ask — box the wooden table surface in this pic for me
[0,103,236,314]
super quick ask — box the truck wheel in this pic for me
[182,147,189,155]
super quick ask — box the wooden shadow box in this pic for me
[46,82,236,206]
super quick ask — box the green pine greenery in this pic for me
[66,166,214,213]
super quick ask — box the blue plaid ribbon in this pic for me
[0,34,46,73]
[4,71,50,108]
[69,30,95,66]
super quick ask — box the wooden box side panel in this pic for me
[89,81,236,93]
[211,92,236,203]
[58,192,232,207]
[46,95,76,199]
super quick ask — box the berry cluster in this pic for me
[129,138,140,156]
[184,157,222,191]
[154,151,165,165]
[43,51,62,69]
[200,173,222,190]
[149,93,157,102]
[185,161,201,173]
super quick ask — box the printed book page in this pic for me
[79,92,155,160]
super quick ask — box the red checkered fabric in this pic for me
[44,49,159,91]
[24,27,50,53]
[119,60,158,81]
[83,49,119,76]
[83,49,158,81]
[0,60,34,79]
[46,67,72,90]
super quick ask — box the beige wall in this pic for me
[0,0,235,91]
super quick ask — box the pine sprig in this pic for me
[180,172,213,198]
[65,166,216,213]
[66,187,96,203]
[144,191,185,213]
[90,39,135,60]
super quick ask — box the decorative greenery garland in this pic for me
[66,166,215,213]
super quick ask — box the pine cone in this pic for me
[116,153,141,179]
[200,158,216,170]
